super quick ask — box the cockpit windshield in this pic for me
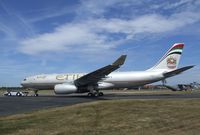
[23,78,27,81]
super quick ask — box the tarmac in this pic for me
[1,91,200,116]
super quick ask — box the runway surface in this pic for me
[1,92,200,116]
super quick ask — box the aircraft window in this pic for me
[37,75,46,79]
[24,79,27,81]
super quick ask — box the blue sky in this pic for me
[0,0,200,86]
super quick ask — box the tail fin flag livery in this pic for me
[149,43,184,71]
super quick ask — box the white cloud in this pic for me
[151,0,194,10]
[77,0,126,16]
[165,0,193,9]
[19,23,116,55]
[19,9,200,55]
[27,6,77,23]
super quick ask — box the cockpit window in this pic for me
[23,78,27,81]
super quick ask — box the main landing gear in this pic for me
[34,90,39,96]
[87,91,104,97]
[86,85,104,97]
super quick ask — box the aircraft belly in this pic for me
[106,80,159,88]
[23,82,62,90]
[105,74,163,88]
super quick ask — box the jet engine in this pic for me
[98,82,114,89]
[54,84,77,94]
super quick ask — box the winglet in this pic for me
[112,55,127,66]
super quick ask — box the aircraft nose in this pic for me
[21,79,27,87]
[21,81,25,87]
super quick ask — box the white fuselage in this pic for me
[21,70,166,91]
[20,43,190,95]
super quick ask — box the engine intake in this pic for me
[54,84,77,94]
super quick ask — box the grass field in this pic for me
[0,99,200,135]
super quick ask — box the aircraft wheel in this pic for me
[87,93,91,97]
[98,92,104,96]
[34,93,39,97]
[87,92,95,97]
[8,93,11,96]
[16,92,22,96]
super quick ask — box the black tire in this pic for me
[8,93,11,96]
[98,92,104,96]
[87,93,95,97]
[34,93,39,97]
[17,92,22,97]
[87,93,92,97]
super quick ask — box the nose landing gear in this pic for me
[34,90,39,96]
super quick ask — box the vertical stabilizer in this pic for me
[148,43,184,71]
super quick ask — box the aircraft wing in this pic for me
[163,65,194,78]
[74,55,127,86]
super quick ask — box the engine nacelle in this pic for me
[54,84,77,94]
[98,82,114,89]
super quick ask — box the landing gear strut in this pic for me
[34,90,39,96]
[86,85,104,97]
[162,79,167,86]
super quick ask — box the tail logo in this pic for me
[167,57,177,69]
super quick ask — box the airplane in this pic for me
[21,43,194,96]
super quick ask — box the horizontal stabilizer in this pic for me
[163,65,194,78]
[112,55,127,66]
[163,85,179,91]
